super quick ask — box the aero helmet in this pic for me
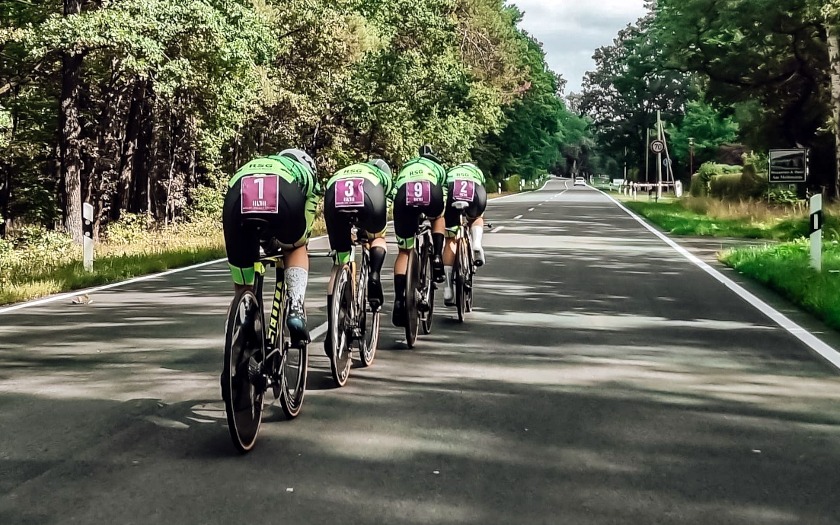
[369,158,392,177]
[278,148,316,176]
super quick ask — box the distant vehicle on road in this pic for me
[574,177,586,187]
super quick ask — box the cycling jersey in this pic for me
[229,155,319,198]
[446,163,486,186]
[327,162,393,198]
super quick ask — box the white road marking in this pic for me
[528,208,535,212]
[602,190,840,371]
[514,214,523,220]
[492,226,505,233]
[310,322,328,342]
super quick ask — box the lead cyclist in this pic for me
[442,162,487,307]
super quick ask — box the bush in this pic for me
[689,162,742,197]
[503,175,521,192]
[105,213,154,244]
[709,172,743,199]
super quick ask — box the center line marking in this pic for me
[528,208,535,212]
[514,214,523,220]
[492,226,505,233]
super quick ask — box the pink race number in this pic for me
[453,180,476,202]
[405,180,431,206]
[335,178,366,208]
[241,175,279,214]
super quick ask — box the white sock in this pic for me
[470,225,484,251]
[285,267,308,311]
[444,266,453,287]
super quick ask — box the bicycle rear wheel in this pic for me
[328,266,353,386]
[222,289,265,453]
[420,242,435,335]
[279,298,308,418]
[358,255,379,367]
[404,248,420,348]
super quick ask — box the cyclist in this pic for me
[323,158,393,311]
[441,162,488,306]
[222,148,319,344]
[391,144,447,327]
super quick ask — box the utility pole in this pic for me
[656,111,663,200]
[645,128,650,184]
[689,137,695,176]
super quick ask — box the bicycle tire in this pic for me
[328,266,353,387]
[420,241,435,335]
[222,289,265,453]
[465,236,475,313]
[404,247,420,348]
[278,295,308,419]
[455,239,466,323]
[358,252,379,367]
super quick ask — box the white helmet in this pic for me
[279,148,316,176]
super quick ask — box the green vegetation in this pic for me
[0,219,224,305]
[622,196,824,240]
[721,241,840,331]
[0,0,595,244]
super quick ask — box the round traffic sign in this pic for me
[650,140,665,154]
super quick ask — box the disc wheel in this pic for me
[222,289,265,453]
[278,299,308,419]
[328,268,353,387]
[404,248,420,348]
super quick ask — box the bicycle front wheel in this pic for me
[404,247,420,348]
[358,255,379,367]
[222,289,266,453]
[279,300,308,418]
[420,242,435,335]
[328,267,353,386]
[455,239,467,323]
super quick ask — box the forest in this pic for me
[580,0,840,198]
[0,0,594,243]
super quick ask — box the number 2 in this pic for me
[459,181,468,194]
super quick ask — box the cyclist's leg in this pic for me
[222,180,260,295]
[361,181,388,310]
[428,183,446,282]
[468,185,488,266]
[392,184,417,326]
[442,183,458,304]
[275,181,316,344]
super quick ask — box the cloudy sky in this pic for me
[512,0,649,94]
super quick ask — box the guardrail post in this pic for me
[83,203,94,272]
[810,194,822,272]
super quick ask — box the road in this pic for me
[1,179,839,524]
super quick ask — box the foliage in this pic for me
[689,162,742,197]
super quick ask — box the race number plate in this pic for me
[453,180,476,202]
[406,180,431,206]
[335,178,366,208]
[241,175,279,214]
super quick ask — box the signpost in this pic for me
[769,149,808,183]
[82,203,94,272]
[649,140,665,155]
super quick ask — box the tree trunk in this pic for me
[60,0,85,243]
[114,79,145,221]
[828,24,840,199]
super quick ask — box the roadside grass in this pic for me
[0,186,532,307]
[621,196,823,241]
[721,240,840,331]
[0,221,226,306]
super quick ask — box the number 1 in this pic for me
[254,178,265,199]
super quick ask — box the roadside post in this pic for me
[83,202,94,272]
[498,182,502,194]
[810,194,823,272]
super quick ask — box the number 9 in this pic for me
[414,182,423,198]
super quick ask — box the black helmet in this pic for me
[369,158,391,177]
[278,148,316,176]
[418,144,442,164]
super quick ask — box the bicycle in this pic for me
[450,200,477,322]
[221,253,308,453]
[325,210,381,387]
[401,215,436,348]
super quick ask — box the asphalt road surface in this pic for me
[2,179,840,524]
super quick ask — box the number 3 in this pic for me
[344,180,355,198]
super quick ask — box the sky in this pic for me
[512,0,649,94]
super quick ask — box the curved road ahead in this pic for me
[2,179,839,524]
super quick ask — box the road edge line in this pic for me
[601,190,840,371]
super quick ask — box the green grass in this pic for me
[721,240,840,331]
[623,199,812,241]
